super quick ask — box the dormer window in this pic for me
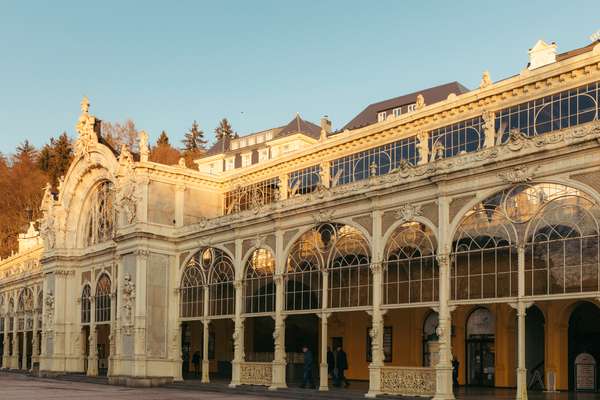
[407,103,416,112]
[265,131,273,140]
[377,111,387,122]
[259,149,269,162]
[393,107,402,118]
[231,141,239,150]
[241,153,252,167]
[225,157,235,171]
[256,135,264,144]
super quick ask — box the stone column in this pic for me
[434,194,454,400]
[31,311,39,369]
[229,278,245,388]
[22,328,28,370]
[133,250,149,378]
[201,286,210,383]
[279,174,289,200]
[318,312,331,391]
[515,244,529,400]
[11,314,18,369]
[270,272,287,390]
[107,290,117,377]
[2,318,9,368]
[87,297,98,377]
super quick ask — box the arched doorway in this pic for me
[568,302,600,391]
[525,305,545,390]
[95,274,112,376]
[423,312,439,367]
[466,307,495,386]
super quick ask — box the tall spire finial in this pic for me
[81,96,90,114]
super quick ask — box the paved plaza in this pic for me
[3,372,600,400]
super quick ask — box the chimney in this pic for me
[320,116,332,141]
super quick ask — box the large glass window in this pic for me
[330,137,417,186]
[95,274,112,323]
[81,285,91,324]
[85,181,115,246]
[429,116,484,159]
[288,165,321,196]
[495,81,599,141]
[224,178,280,214]
[384,222,438,304]
[244,248,275,314]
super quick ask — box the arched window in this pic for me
[17,288,33,313]
[423,312,439,366]
[180,253,206,319]
[244,248,275,314]
[81,285,91,324]
[327,224,372,308]
[452,186,525,300]
[285,223,372,311]
[95,274,112,323]
[384,222,438,304]
[36,290,43,312]
[85,181,115,247]
[207,249,235,316]
[526,193,600,295]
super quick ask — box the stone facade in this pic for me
[2,38,600,399]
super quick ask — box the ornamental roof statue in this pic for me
[75,96,98,158]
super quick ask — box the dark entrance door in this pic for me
[467,335,495,386]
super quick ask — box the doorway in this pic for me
[96,324,110,376]
[466,307,495,386]
[285,314,318,385]
[568,302,600,391]
[525,305,545,390]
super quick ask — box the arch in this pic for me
[567,301,600,390]
[525,193,600,296]
[243,248,275,314]
[81,180,116,248]
[525,304,545,388]
[95,273,112,323]
[383,221,439,305]
[17,287,34,313]
[284,222,372,311]
[179,247,235,319]
[81,284,91,324]
[465,307,496,386]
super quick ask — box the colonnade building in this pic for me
[1,38,600,399]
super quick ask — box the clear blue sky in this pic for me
[1,1,599,154]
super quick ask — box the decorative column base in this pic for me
[87,356,98,377]
[365,364,382,398]
[433,364,455,400]
[229,360,241,388]
[318,362,329,391]
[516,367,528,400]
[201,359,210,383]
[269,360,287,390]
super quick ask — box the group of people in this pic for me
[301,344,349,389]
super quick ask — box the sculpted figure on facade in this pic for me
[482,110,496,148]
[44,290,55,332]
[116,148,138,226]
[394,203,423,224]
[430,141,445,162]
[40,210,56,250]
[479,70,492,89]
[416,131,429,165]
[139,130,149,162]
[415,94,426,110]
[75,96,98,159]
[122,273,136,334]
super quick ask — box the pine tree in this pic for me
[15,140,37,163]
[214,118,236,141]
[37,133,73,188]
[182,121,207,152]
[157,131,170,146]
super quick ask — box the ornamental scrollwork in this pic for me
[44,291,55,332]
[121,273,136,335]
[239,362,273,386]
[394,203,423,224]
[380,367,436,396]
[498,165,538,184]
[116,145,138,226]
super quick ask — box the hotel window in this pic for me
[407,103,416,112]
[265,131,273,140]
[248,136,256,146]
[377,111,387,122]
[241,153,252,167]
[230,141,239,150]
[258,148,269,162]
[256,135,264,144]
[225,157,235,171]
[393,107,402,118]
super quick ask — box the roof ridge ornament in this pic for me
[479,70,492,89]
[528,39,557,70]
[590,29,600,42]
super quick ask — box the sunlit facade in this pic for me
[1,38,600,399]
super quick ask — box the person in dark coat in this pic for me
[192,351,201,377]
[327,347,335,378]
[452,357,459,387]
[334,346,349,387]
[301,345,315,389]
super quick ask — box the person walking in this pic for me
[327,347,335,378]
[301,345,315,389]
[334,345,349,388]
[192,351,201,377]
